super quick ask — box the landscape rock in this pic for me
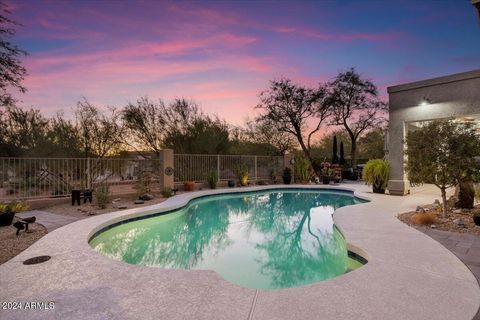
[87,211,96,216]
[453,209,462,214]
[112,198,121,202]
[430,224,437,229]
[416,206,425,213]
[134,200,144,205]
[139,194,154,201]
[453,218,465,226]
[117,205,128,210]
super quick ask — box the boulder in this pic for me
[416,206,425,213]
[455,181,475,209]
[134,200,144,205]
[453,218,465,226]
[117,205,128,210]
[139,194,154,201]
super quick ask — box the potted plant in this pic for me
[207,171,218,189]
[282,167,292,184]
[320,161,331,184]
[184,181,195,191]
[228,180,235,188]
[473,212,480,226]
[362,159,390,194]
[331,164,341,183]
[235,164,249,186]
[0,201,27,226]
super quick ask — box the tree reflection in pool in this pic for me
[90,189,367,290]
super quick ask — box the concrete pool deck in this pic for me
[0,184,479,320]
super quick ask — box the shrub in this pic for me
[362,159,390,191]
[235,164,249,186]
[294,155,311,183]
[161,187,173,198]
[207,171,218,189]
[410,213,436,225]
[0,201,27,214]
[95,185,111,209]
[134,171,154,195]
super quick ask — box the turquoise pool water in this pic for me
[90,189,367,290]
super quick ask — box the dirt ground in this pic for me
[44,193,168,219]
[0,222,47,265]
[398,203,480,236]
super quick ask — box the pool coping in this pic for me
[0,184,479,320]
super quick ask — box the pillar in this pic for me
[159,149,174,190]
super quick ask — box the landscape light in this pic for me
[419,97,431,106]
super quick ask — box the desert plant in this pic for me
[161,187,173,198]
[95,184,111,209]
[294,155,311,183]
[0,201,27,226]
[405,120,480,217]
[331,135,339,164]
[411,212,436,225]
[362,159,390,193]
[207,170,218,189]
[235,164,249,186]
[134,171,154,195]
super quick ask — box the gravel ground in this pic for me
[0,222,47,265]
[398,203,480,236]
[43,194,168,219]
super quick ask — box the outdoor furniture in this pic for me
[13,216,36,235]
[71,189,93,206]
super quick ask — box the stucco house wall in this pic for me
[387,69,480,195]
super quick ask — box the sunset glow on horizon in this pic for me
[9,0,480,125]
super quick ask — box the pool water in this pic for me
[90,189,367,290]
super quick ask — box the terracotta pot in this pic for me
[184,181,195,192]
[473,215,480,226]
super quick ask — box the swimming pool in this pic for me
[89,189,367,290]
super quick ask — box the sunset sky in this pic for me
[9,0,480,125]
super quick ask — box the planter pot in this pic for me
[341,170,351,180]
[282,175,292,184]
[322,177,330,185]
[228,180,235,188]
[372,183,386,194]
[473,215,480,226]
[184,181,195,192]
[0,212,15,226]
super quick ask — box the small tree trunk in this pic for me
[441,187,448,218]
[350,140,357,167]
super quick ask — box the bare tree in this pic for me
[325,68,387,167]
[0,3,27,106]
[75,99,123,158]
[256,79,330,172]
[244,118,296,155]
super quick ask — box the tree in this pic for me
[75,99,123,158]
[310,130,351,162]
[405,120,480,217]
[256,79,330,172]
[122,97,167,157]
[325,68,387,167]
[240,118,296,155]
[339,141,346,165]
[0,4,27,106]
[331,135,339,164]
[164,115,231,154]
[357,128,386,160]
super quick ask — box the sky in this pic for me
[8,0,480,125]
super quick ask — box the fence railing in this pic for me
[0,157,162,200]
[174,154,284,183]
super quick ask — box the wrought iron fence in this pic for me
[0,157,162,200]
[174,154,284,183]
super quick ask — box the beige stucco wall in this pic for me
[387,69,480,195]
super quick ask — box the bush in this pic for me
[294,155,311,183]
[95,185,111,209]
[362,159,390,191]
[207,171,218,189]
[134,171,154,196]
[235,164,249,186]
[161,187,173,198]
[411,212,436,225]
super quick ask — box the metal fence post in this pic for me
[86,157,91,189]
[254,156,257,182]
[217,155,220,181]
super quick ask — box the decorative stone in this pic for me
[416,206,425,213]
[134,200,144,205]
[139,194,154,201]
[453,209,462,214]
[117,205,127,210]
[453,218,465,226]
[87,211,96,216]
[430,224,437,229]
